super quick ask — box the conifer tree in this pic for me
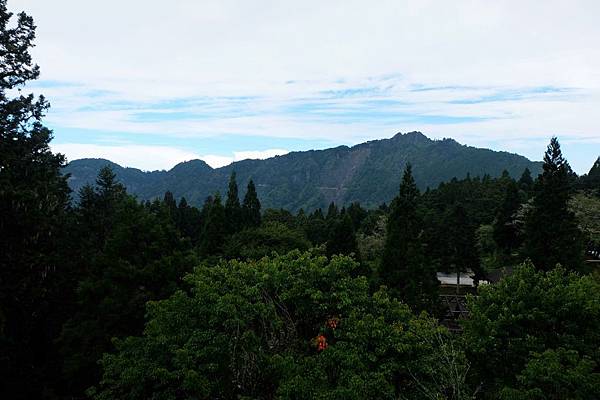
[379,164,438,312]
[448,204,482,281]
[163,190,177,218]
[523,137,584,271]
[493,180,522,254]
[581,157,600,192]
[326,213,358,258]
[200,193,227,255]
[326,201,339,220]
[0,2,71,395]
[225,171,241,233]
[518,167,534,192]
[242,180,261,228]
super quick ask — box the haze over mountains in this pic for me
[63,132,543,210]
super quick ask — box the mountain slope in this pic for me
[63,132,543,210]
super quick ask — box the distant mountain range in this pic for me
[63,132,543,210]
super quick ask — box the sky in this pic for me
[10,0,600,174]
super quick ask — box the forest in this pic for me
[1,1,600,399]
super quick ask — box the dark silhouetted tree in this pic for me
[0,2,71,396]
[448,204,483,282]
[493,180,522,254]
[523,137,584,271]
[380,164,438,312]
[326,213,358,258]
[518,167,534,192]
[225,171,241,233]
[242,180,261,228]
[200,193,227,256]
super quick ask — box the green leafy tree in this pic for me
[380,164,438,312]
[222,221,311,260]
[0,1,71,396]
[499,348,600,400]
[59,169,196,396]
[462,262,600,398]
[89,250,451,400]
[523,137,584,271]
[242,179,261,228]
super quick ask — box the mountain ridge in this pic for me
[63,132,543,210]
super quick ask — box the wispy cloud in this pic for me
[13,0,600,173]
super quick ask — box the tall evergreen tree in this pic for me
[242,180,261,228]
[580,156,600,192]
[326,201,339,220]
[493,180,522,254]
[200,193,227,256]
[518,167,534,192]
[163,190,177,218]
[379,164,438,312]
[326,213,358,258]
[0,2,71,396]
[523,137,584,271]
[447,204,483,281]
[175,197,202,242]
[59,169,193,396]
[225,171,241,233]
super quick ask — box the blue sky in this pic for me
[12,0,600,173]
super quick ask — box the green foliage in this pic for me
[326,213,359,258]
[58,169,197,394]
[199,193,227,256]
[463,262,600,398]
[0,1,71,396]
[222,222,311,260]
[579,156,600,193]
[64,132,543,211]
[570,192,600,244]
[493,180,523,253]
[225,171,242,233]
[380,165,438,312]
[89,251,448,400]
[242,179,261,228]
[518,167,534,193]
[499,348,600,400]
[523,137,585,271]
[356,214,387,263]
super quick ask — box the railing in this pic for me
[439,294,471,333]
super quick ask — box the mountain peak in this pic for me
[391,131,430,144]
[170,159,212,171]
[63,133,542,210]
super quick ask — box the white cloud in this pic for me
[52,143,202,171]
[10,0,600,173]
[52,143,289,170]
[201,148,289,168]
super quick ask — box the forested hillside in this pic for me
[63,132,542,210]
[2,2,600,399]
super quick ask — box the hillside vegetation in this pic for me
[64,132,542,210]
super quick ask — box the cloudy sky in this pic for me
[11,0,600,173]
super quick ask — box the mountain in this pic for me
[63,132,543,210]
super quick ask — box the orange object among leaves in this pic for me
[326,317,340,329]
[316,334,328,351]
